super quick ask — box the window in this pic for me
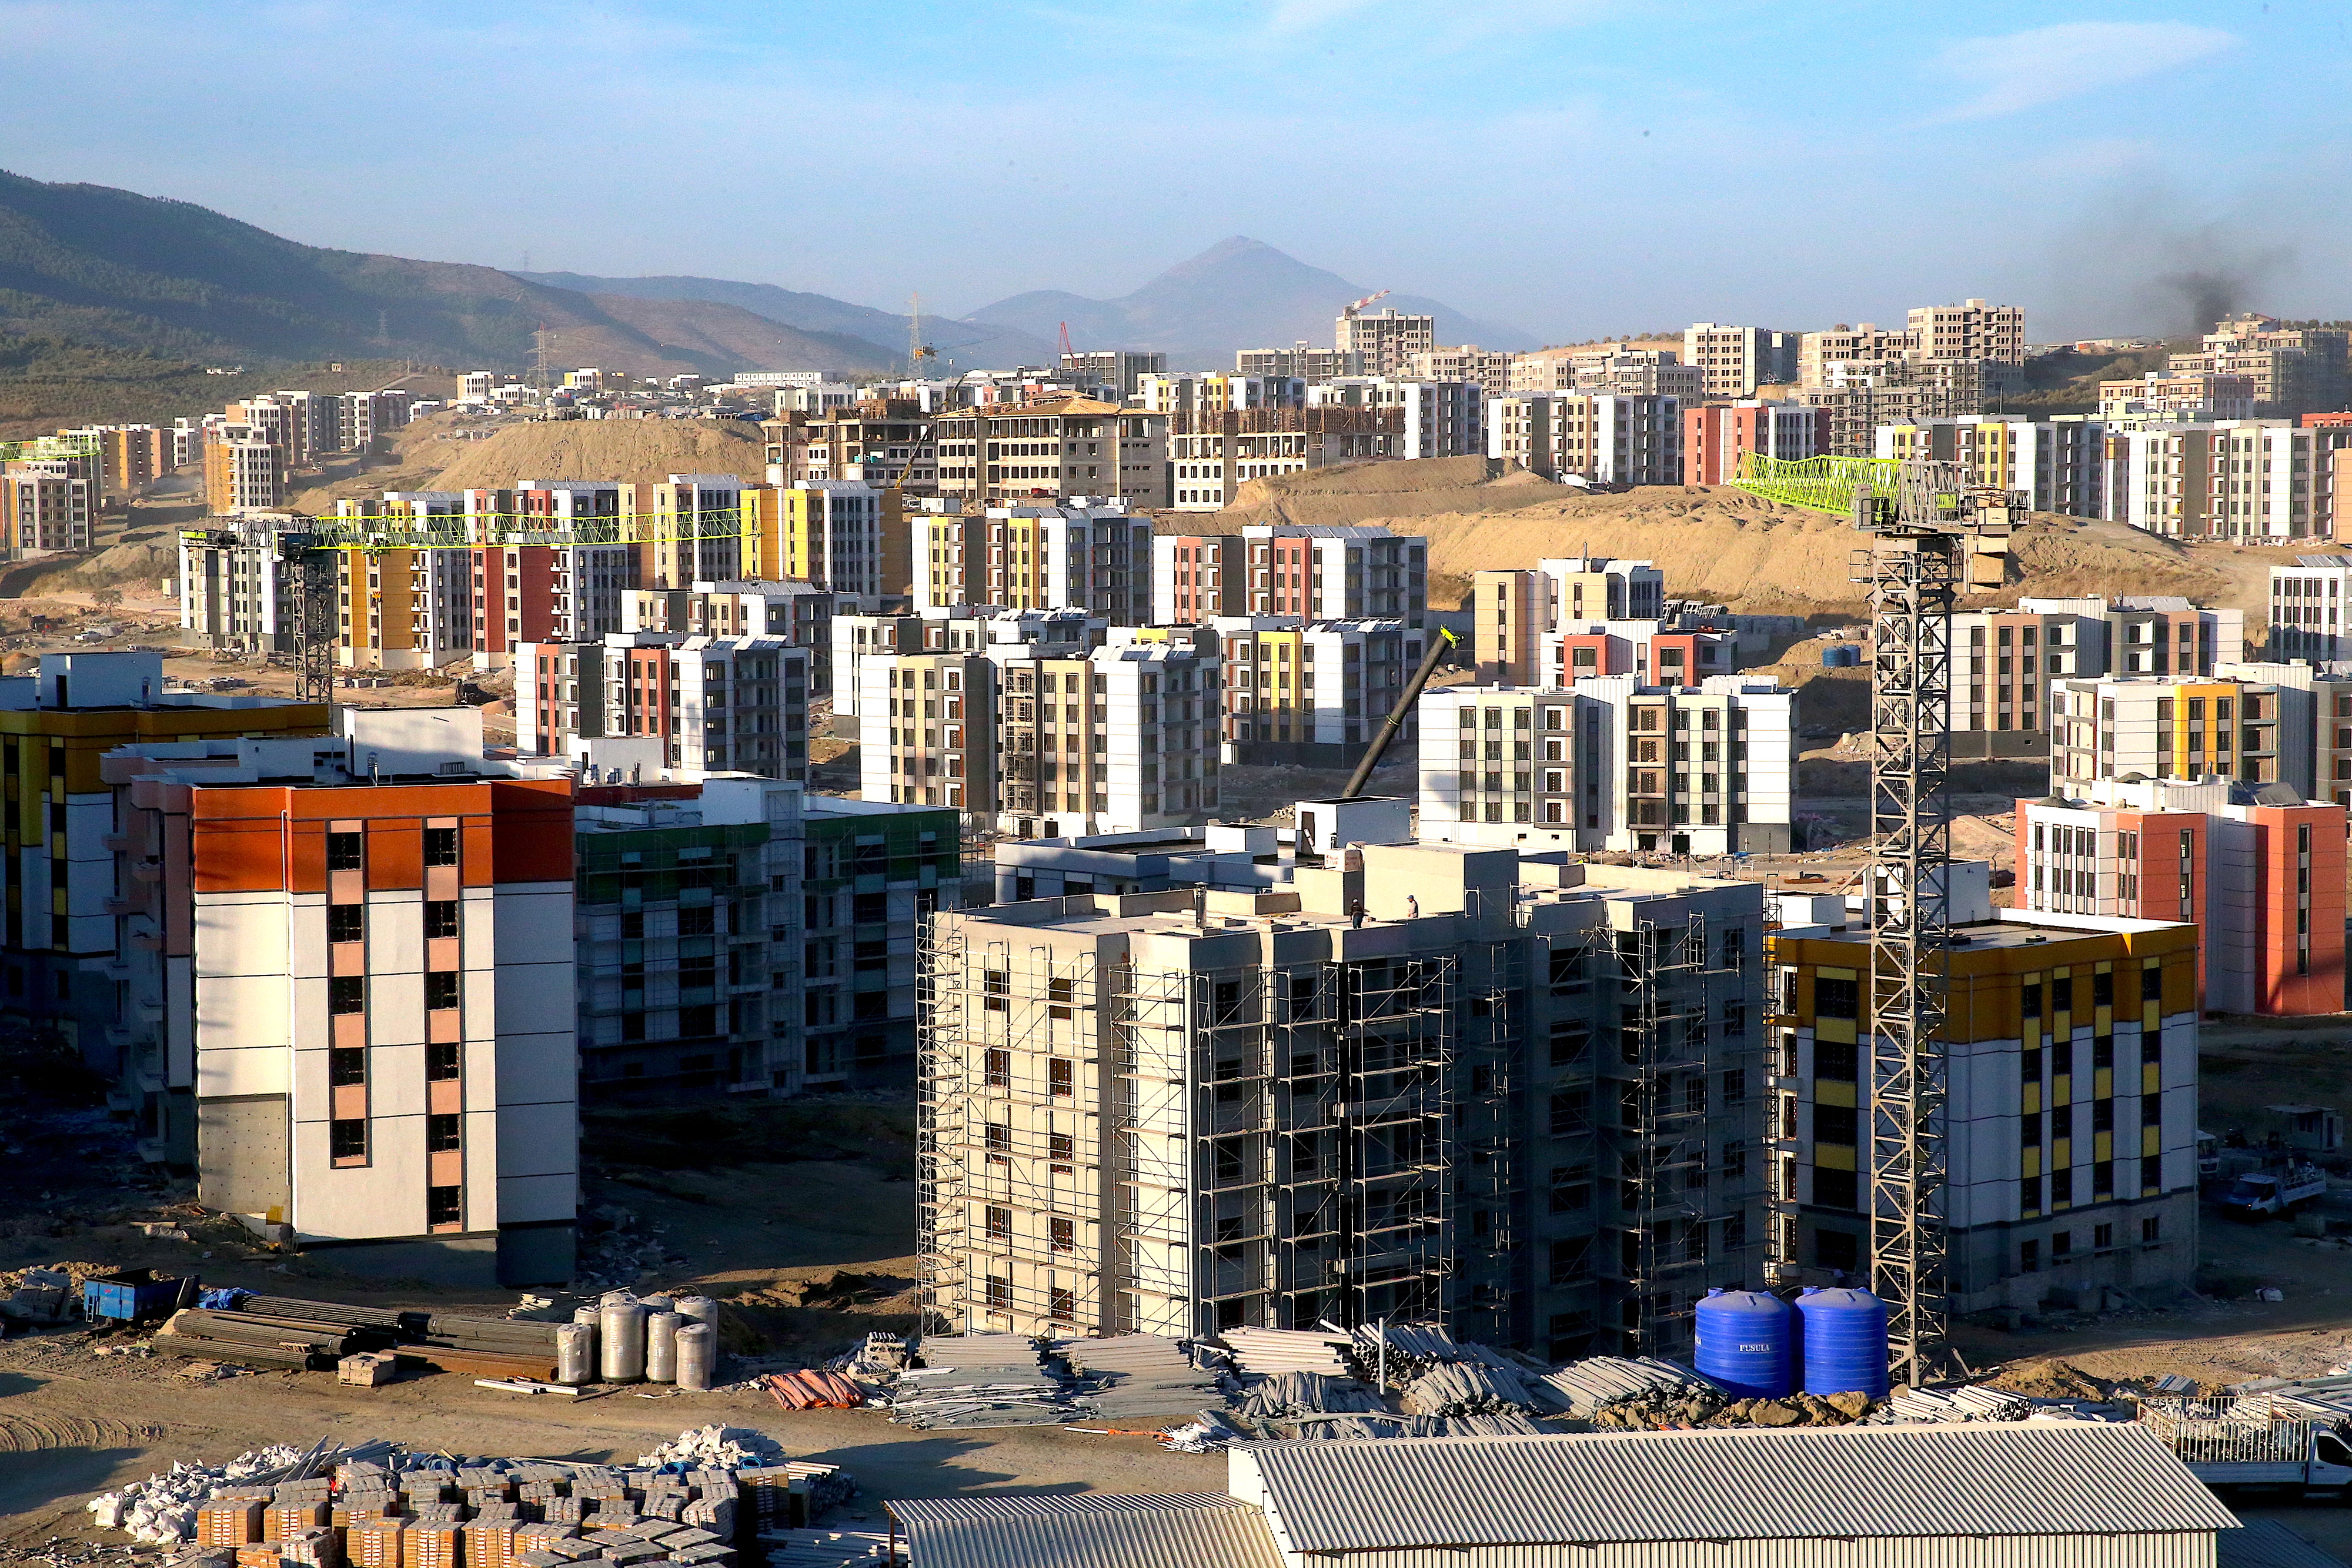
[1047,1287,1077,1323]
[2094,1222,2114,1250]
[1048,976,1074,1019]
[1549,1020,1591,1065]
[1048,1132,1074,1164]
[1815,1168,1858,1209]
[427,1113,461,1152]
[983,969,1009,1011]
[1548,1239,1592,1287]
[329,975,364,1015]
[985,1122,1011,1155]
[427,1186,462,1226]
[329,1047,366,1086]
[1048,1216,1075,1252]
[854,891,888,924]
[1815,976,1859,1018]
[2022,982,2042,1019]
[985,1276,1011,1310]
[1815,1104,1858,1145]
[984,1048,1010,1087]
[985,1205,1011,1240]
[427,1041,460,1081]
[328,904,364,944]
[1549,1164,1592,1212]
[327,831,363,871]
[1816,1038,1858,1081]
[330,1118,367,1162]
[424,827,459,867]
[424,901,460,940]
[425,971,461,1011]
[2020,1239,2040,1273]
[2142,1216,2162,1243]
[1048,1058,1074,1096]
[2052,1230,2072,1258]
[1550,1089,1589,1135]
[2092,972,2114,1007]
[1720,1068,1745,1105]
[2143,965,2164,1001]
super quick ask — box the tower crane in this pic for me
[1734,452,2014,1390]
[907,293,937,372]
[1341,289,1391,317]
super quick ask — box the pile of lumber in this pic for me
[395,1316,560,1380]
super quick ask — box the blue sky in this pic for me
[1,1,2339,342]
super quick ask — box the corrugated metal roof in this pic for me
[2219,1520,2344,1568]
[1240,1423,2240,1553]
[884,1493,1281,1568]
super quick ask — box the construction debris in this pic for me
[1236,1371,1387,1423]
[1051,1333,1225,1420]
[885,1334,1076,1429]
[1398,1360,1547,1419]
[637,1425,786,1469]
[1874,1385,2031,1424]
[1535,1356,1723,1418]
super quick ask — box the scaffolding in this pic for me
[914,912,969,1332]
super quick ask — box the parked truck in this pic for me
[2139,1395,2352,1497]
[2220,1163,2327,1220]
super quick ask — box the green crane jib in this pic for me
[1340,626,1458,800]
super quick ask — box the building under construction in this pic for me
[918,837,1768,1359]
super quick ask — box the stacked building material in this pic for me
[1873,1386,2032,1424]
[1398,1361,1546,1418]
[1534,1356,1723,1418]
[151,1308,363,1371]
[764,1370,866,1410]
[1053,1334,1227,1421]
[757,1529,891,1567]
[1214,1326,1356,1378]
[1235,1372,1388,1424]
[886,1335,1075,1430]
[238,1296,419,1340]
[396,1316,562,1380]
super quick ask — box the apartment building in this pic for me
[1164,406,1402,511]
[1059,350,1166,399]
[203,426,285,514]
[911,503,1151,621]
[0,653,326,1076]
[1797,323,1916,387]
[2017,775,2346,1015]
[1214,618,1430,765]
[1768,902,2199,1309]
[180,516,314,654]
[1875,417,2104,516]
[2097,373,2256,429]
[1802,358,2003,457]
[1681,325,1799,400]
[1906,299,2027,365]
[62,424,168,497]
[342,390,416,450]
[634,473,749,588]
[1335,305,1434,375]
[1152,525,1428,626]
[1405,346,1514,398]
[101,707,577,1284]
[334,541,475,670]
[1137,375,1307,415]
[762,403,937,492]
[0,459,98,556]
[929,398,1169,510]
[2269,556,2352,662]
[1683,402,1828,485]
[860,637,1221,838]
[2102,421,2352,541]
[467,541,632,668]
[2235,657,2352,807]
[828,606,1106,722]
[1948,601,2107,757]
[1305,379,1482,459]
[1486,394,1683,485]
[624,579,833,683]
[516,634,811,781]
[921,843,1767,1357]
[762,479,908,598]
[1571,347,1705,403]
[1471,557,1668,683]
[1416,677,1796,856]
[2050,675,2306,794]
[1235,343,1364,383]
[2168,316,2348,419]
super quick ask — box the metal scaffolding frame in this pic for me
[914,913,969,1332]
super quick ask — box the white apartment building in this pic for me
[2102,422,2352,541]
[1336,305,1434,375]
[1682,325,1799,400]
[1405,346,1515,397]
[2271,556,2352,663]
[103,708,577,1284]
[2050,674,2309,794]
[1136,375,1306,414]
[1569,347,1703,402]
[830,606,1106,720]
[1487,394,1683,485]
[860,636,1221,838]
[1416,677,1796,855]
[2097,372,2256,429]
[1212,617,1429,766]
[179,514,313,654]
[1307,379,1483,459]
[1875,417,2105,517]
[912,503,1152,621]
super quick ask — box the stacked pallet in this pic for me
[397,1316,562,1380]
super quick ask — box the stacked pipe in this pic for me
[396,1316,562,1380]
[151,1308,365,1370]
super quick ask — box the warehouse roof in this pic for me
[883,1493,1281,1568]
[1234,1425,2238,1553]
[2218,1520,2346,1568]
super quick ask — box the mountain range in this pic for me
[0,170,1529,416]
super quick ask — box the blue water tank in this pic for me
[1796,1286,1890,1397]
[1693,1288,1792,1399]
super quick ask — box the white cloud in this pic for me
[1931,21,2236,122]
[1264,0,1602,42]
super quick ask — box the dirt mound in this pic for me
[1982,1358,2114,1399]
[429,417,769,492]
